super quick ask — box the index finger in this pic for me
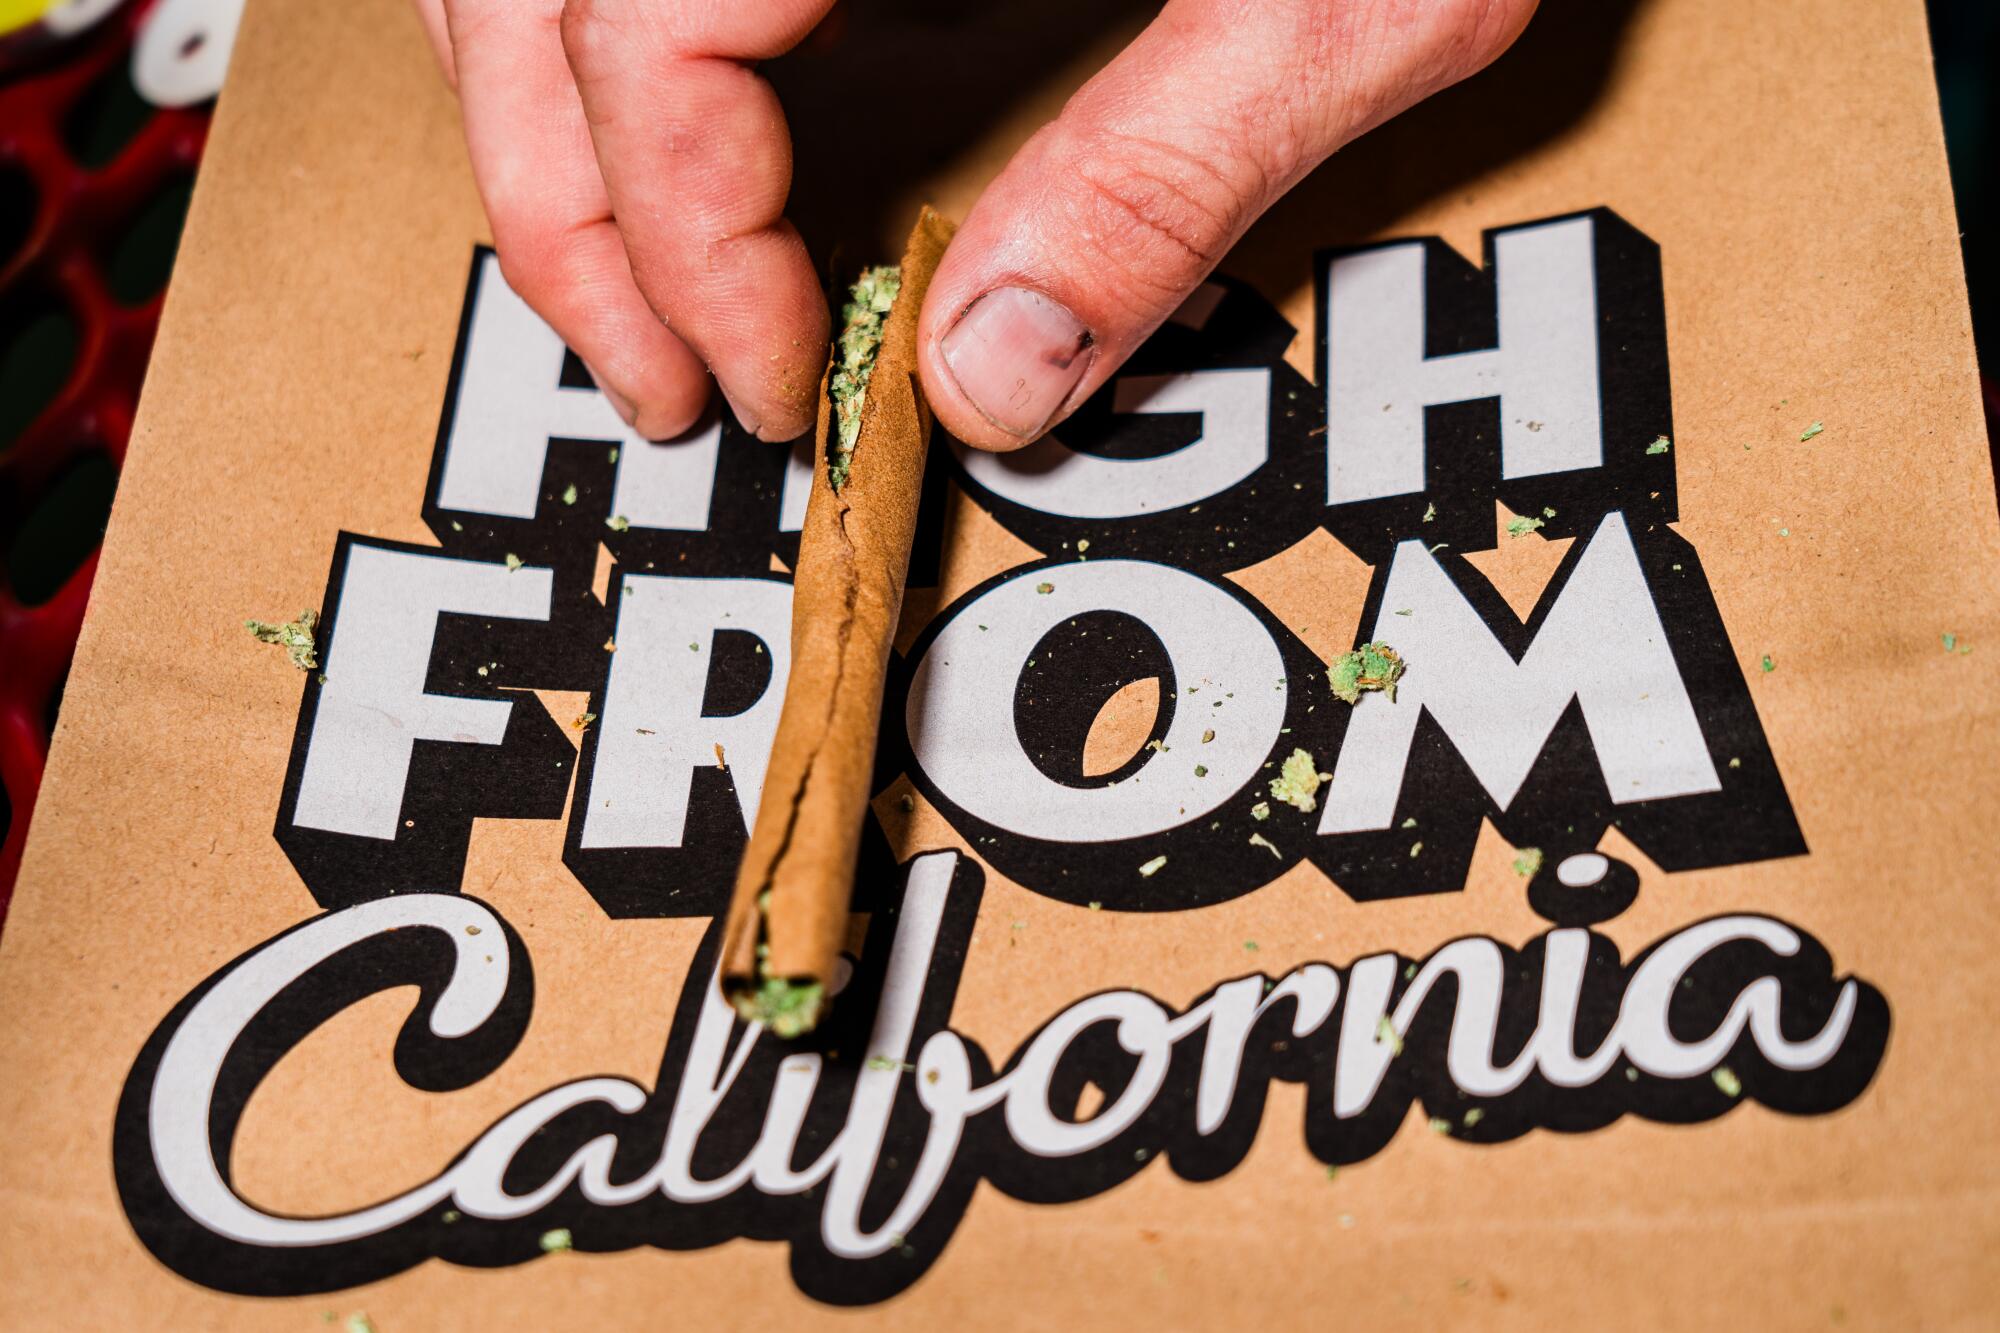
[559,0,837,442]
[446,0,713,439]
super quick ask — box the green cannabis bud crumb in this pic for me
[1505,514,1545,538]
[608,446,619,463]
[1760,654,1776,673]
[1268,747,1329,813]
[1428,1116,1452,1135]
[1088,900,1103,911]
[1250,801,1271,821]
[1800,421,1824,442]
[1400,817,1418,829]
[866,1055,908,1072]
[1248,832,1282,859]
[1374,1015,1403,1057]
[504,553,524,572]
[1328,642,1405,705]
[1243,940,1259,952]
[606,514,630,532]
[1712,1065,1742,1098]
[1462,1108,1485,1128]
[1409,841,1423,858]
[1076,538,1090,553]
[539,1227,573,1253]
[245,610,320,671]
[1036,581,1054,595]
[573,712,596,730]
[735,977,826,1039]
[828,265,902,490]
[345,1315,377,1333]
[1138,854,1168,877]
[1512,847,1543,878]
[1646,436,1671,455]
[1194,764,1208,777]
[560,483,577,506]
[1422,502,1437,523]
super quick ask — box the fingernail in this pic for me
[939,287,1095,439]
[584,362,638,427]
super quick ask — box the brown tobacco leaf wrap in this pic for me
[720,208,957,1031]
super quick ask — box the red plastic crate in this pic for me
[0,0,212,924]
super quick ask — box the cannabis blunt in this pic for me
[244,610,319,671]
[827,266,902,491]
[720,210,956,1038]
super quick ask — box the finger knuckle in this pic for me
[1452,0,1538,71]
[491,225,574,308]
[1345,0,1532,88]
[1065,129,1246,305]
[1232,82,1318,190]
[558,0,647,64]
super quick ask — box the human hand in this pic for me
[411,0,1538,448]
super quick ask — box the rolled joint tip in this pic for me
[727,974,828,1039]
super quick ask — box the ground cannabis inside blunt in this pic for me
[244,610,319,671]
[735,891,826,1037]
[827,265,903,491]
[1328,641,1405,704]
[738,975,826,1039]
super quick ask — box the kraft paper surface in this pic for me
[0,0,1995,1327]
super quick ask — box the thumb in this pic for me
[917,0,1536,450]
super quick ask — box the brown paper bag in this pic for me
[1,0,1996,1327]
